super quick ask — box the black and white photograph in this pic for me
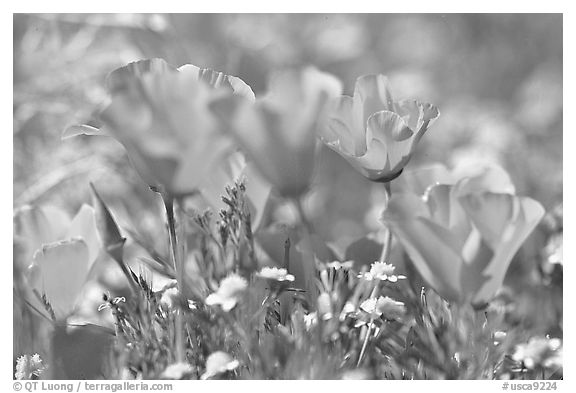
[11,11,564,383]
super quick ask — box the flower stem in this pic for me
[294,197,314,234]
[162,194,185,363]
[357,319,374,367]
[379,182,393,263]
[293,197,317,302]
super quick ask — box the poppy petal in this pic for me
[383,194,463,301]
[471,196,545,305]
[353,74,395,128]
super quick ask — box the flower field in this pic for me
[13,14,562,380]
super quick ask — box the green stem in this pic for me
[283,237,291,272]
[294,198,314,234]
[162,194,185,363]
[379,182,393,263]
[357,319,374,367]
[293,197,317,302]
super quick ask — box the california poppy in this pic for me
[381,167,544,306]
[321,74,439,182]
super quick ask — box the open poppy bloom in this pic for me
[16,204,100,319]
[64,58,255,197]
[321,74,439,182]
[381,168,545,306]
[213,67,342,198]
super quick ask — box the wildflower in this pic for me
[65,58,254,197]
[358,261,405,282]
[512,337,562,370]
[159,287,180,309]
[381,167,545,306]
[97,295,125,312]
[119,367,142,380]
[256,267,295,282]
[200,351,240,380]
[544,233,563,267]
[213,67,342,198]
[493,331,507,346]
[317,292,333,320]
[198,150,271,229]
[160,362,193,379]
[304,312,318,330]
[15,354,45,380]
[359,296,405,320]
[324,260,355,271]
[205,274,248,312]
[321,74,439,182]
[339,301,358,321]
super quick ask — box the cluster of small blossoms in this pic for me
[304,260,406,333]
[159,286,197,311]
[200,351,240,380]
[160,362,193,379]
[256,267,295,283]
[324,261,355,271]
[358,261,406,282]
[205,274,248,312]
[512,336,563,371]
[355,296,405,328]
[160,352,240,380]
[15,354,45,380]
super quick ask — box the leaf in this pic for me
[90,183,125,259]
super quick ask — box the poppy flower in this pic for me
[381,168,545,306]
[64,58,255,197]
[212,67,342,198]
[17,205,100,319]
[395,162,516,196]
[14,204,99,269]
[321,74,439,182]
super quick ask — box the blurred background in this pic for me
[12,13,563,376]
[13,13,562,240]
